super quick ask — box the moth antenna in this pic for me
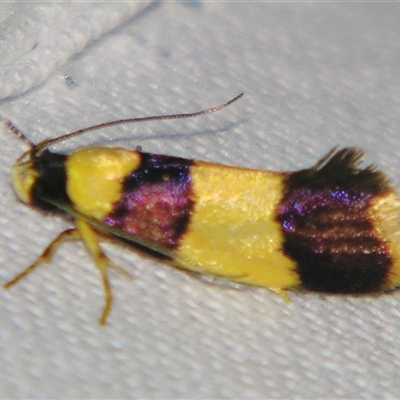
[5,120,35,149]
[37,93,244,151]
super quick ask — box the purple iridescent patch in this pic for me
[104,153,194,249]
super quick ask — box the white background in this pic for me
[0,2,400,398]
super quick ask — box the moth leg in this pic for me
[75,218,125,325]
[270,287,291,303]
[4,228,78,288]
[106,257,133,279]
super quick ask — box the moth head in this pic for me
[11,150,38,204]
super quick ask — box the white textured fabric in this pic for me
[0,2,400,399]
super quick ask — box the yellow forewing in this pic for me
[369,191,400,289]
[66,147,140,220]
[177,162,299,289]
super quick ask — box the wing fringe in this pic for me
[291,147,391,194]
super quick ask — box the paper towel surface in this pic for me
[0,2,400,398]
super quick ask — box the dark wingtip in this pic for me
[291,147,391,195]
